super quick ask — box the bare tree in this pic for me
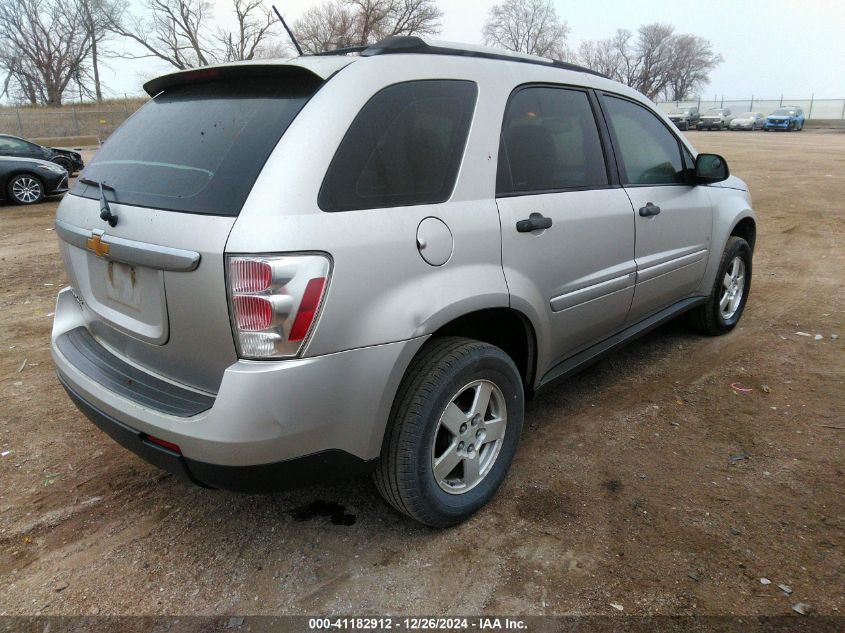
[482,0,570,59]
[664,34,722,101]
[294,0,443,54]
[215,0,277,62]
[106,0,213,70]
[577,23,721,100]
[635,23,675,100]
[105,0,278,70]
[295,0,357,54]
[0,0,94,105]
[79,0,122,101]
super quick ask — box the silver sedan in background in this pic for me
[730,112,766,130]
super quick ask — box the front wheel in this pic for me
[689,236,752,335]
[7,174,45,205]
[374,337,524,527]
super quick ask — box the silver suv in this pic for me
[51,37,756,527]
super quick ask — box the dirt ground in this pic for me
[0,131,843,619]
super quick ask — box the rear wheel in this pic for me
[374,337,524,527]
[52,157,73,173]
[689,236,752,335]
[7,174,45,205]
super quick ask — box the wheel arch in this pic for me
[425,307,539,396]
[730,215,757,252]
[6,170,43,189]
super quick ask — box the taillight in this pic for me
[226,254,330,359]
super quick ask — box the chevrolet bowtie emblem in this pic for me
[86,233,110,257]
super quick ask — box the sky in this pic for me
[100,0,845,100]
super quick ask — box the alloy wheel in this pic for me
[12,177,42,204]
[431,380,507,494]
[720,256,746,320]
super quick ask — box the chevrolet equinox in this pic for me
[51,37,756,527]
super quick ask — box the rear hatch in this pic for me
[56,66,326,392]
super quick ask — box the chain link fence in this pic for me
[0,100,147,143]
[1,95,843,144]
[655,96,845,120]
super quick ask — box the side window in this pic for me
[602,95,686,186]
[497,87,608,194]
[0,137,29,151]
[319,80,477,212]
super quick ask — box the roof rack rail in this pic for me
[313,45,368,57]
[309,36,607,79]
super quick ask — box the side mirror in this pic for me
[694,153,729,184]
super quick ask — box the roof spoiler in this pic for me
[143,62,329,97]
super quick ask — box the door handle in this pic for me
[516,213,553,233]
[639,203,661,217]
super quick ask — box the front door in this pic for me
[496,86,637,374]
[600,94,712,322]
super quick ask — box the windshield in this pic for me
[705,109,725,115]
[669,109,689,115]
[71,75,321,215]
[771,108,797,116]
[736,112,756,118]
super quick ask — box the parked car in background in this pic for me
[0,156,69,205]
[51,36,756,527]
[667,107,700,130]
[698,108,734,130]
[764,107,805,131]
[730,112,766,131]
[0,134,84,174]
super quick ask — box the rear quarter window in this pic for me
[319,80,478,213]
[71,75,321,216]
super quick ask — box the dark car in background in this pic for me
[0,134,84,173]
[0,156,69,205]
[764,107,805,131]
[667,107,700,130]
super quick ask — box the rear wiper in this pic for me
[79,177,118,227]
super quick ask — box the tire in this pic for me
[52,157,73,173]
[374,336,524,527]
[689,236,752,336]
[7,173,45,205]
[788,121,795,131]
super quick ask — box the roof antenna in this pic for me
[272,5,303,56]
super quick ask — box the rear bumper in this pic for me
[59,375,375,492]
[51,287,426,487]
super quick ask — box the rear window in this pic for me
[319,80,477,213]
[71,75,321,215]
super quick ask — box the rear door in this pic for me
[496,85,637,369]
[55,71,322,392]
[599,93,712,323]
